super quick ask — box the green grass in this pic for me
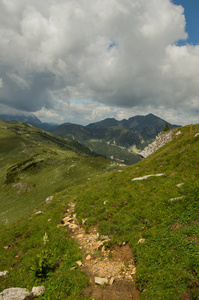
[0,122,199,299]
[0,196,91,299]
[72,125,199,299]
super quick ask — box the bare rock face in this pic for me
[140,131,174,158]
[0,288,30,300]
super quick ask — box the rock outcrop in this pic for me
[140,130,174,158]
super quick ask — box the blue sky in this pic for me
[172,0,199,45]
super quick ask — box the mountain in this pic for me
[87,113,178,139]
[0,123,198,299]
[52,114,179,165]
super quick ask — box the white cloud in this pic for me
[0,0,198,124]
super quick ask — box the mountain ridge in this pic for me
[52,113,179,164]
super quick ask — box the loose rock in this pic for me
[137,238,146,244]
[31,286,46,297]
[176,183,184,188]
[95,277,108,285]
[0,271,9,277]
[45,196,53,203]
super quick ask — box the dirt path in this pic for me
[58,203,140,300]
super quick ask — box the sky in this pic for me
[0,0,199,126]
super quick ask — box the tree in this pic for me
[163,123,170,132]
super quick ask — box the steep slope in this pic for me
[0,124,198,299]
[0,120,119,227]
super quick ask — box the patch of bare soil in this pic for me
[83,279,140,300]
[58,203,141,300]
[171,222,183,231]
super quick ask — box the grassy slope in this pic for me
[0,124,198,299]
[0,120,119,228]
[73,125,199,299]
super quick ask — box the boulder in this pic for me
[0,288,30,300]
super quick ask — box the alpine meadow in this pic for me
[0,120,198,299]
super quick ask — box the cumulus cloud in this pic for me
[0,0,198,124]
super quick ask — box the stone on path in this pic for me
[0,288,30,300]
[76,261,83,267]
[95,277,108,285]
[109,277,115,285]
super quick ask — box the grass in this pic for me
[0,122,198,299]
[0,196,90,299]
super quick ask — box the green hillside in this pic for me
[0,123,198,299]
[0,120,119,228]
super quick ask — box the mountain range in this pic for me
[51,114,179,164]
[0,113,179,165]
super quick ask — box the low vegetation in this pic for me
[0,120,119,227]
[0,122,198,299]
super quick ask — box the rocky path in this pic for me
[58,203,140,300]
